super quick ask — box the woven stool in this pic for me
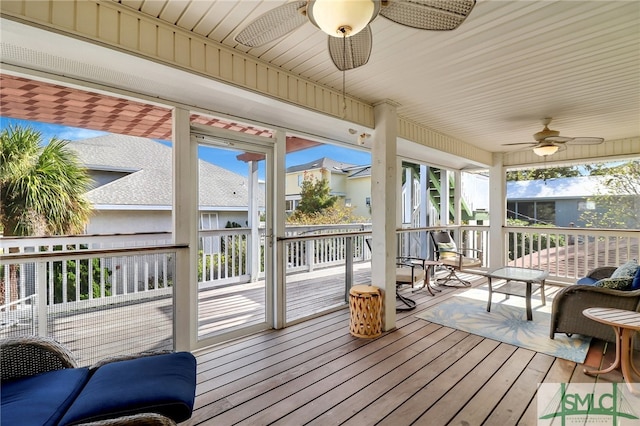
[349,285,383,338]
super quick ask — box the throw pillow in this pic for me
[632,266,640,290]
[437,242,457,259]
[610,259,639,279]
[595,277,634,291]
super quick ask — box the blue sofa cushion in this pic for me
[632,266,640,290]
[59,352,196,426]
[576,276,599,286]
[1,368,90,426]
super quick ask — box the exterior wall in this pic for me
[329,173,348,196]
[345,176,372,219]
[86,210,171,234]
[286,169,325,194]
[555,199,584,227]
[86,209,248,234]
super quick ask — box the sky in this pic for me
[0,117,371,177]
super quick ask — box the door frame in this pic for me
[190,123,276,346]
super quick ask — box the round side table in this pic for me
[582,307,640,394]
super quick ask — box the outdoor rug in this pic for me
[415,287,591,363]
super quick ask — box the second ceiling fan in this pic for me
[504,118,604,157]
[234,0,477,71]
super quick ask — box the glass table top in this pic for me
[485,266,549,282]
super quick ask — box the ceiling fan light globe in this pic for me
[308,0,377,37]
[533,144,559,157]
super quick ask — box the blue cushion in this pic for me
[576,276,599,285]
[59,352,196,425]
[610,259,639,279]
[632,266,640,290]
[1,368,90,426]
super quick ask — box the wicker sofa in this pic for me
[0,336,197,426]
[550,266,640,348]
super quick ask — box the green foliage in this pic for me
[579,161,640,229]
[295,172,337,215]
[288,202,367,225]
[49,255,112,304]
[506,219,565,261]
[506,166,580,181]
[1,125,92,237]
[288,173,367,224]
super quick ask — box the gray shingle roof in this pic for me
[286,157,357,174]
[70,135,260,208]
[507,176,619,200]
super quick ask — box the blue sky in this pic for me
[0,117,371,176]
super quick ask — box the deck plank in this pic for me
[184,270,639,426]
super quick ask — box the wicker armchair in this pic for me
[550,269,640,349]
[0,336,192,426]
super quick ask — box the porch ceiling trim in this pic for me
[0,0,493,169]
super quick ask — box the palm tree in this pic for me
[1,124,92,304]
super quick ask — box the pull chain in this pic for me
[342,31,347,118]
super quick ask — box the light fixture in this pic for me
[533,144,559,157]
[307,0,379,37]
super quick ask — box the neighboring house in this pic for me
[70,134,259,234]
[506,175,628,227]
[285,157,372,219]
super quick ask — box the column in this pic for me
[371,100,400,331]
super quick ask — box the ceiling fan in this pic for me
[503,118,604,157]
[234,0,477,71]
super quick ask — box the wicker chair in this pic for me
[550,268,640,349]
[1,336,193,426]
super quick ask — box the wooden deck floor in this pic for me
[185,273,638,426]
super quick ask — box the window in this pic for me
[578,201,596,211]
[297,174,303,186]
[345,198,352,207]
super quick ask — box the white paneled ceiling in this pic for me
[112,0,640,155]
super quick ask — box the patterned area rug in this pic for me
[415,287,591,363]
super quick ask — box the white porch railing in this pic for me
[504,226,639,283]
[2,225,637,338]
[396,225,638,284]
[0,243,185,366]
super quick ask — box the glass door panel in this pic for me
[195,141,270,341]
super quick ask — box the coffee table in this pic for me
[484,266,549,321]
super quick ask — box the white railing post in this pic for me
[306,240,314,272]
[37,261,47,336]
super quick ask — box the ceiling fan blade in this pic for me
[502,142,538,146]
[234,1,308,47]
[328,26,373,71]
[380,0,476,30]
[543,136,572,143]
[566,137,605,145]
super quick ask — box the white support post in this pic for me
[273,128,287,329]
[453,170,462,226]
[371,100,399,331]
[489,153,506,268]
[248,160,260,282]
[173,107,198,352]
[37,262,47,336]
[419,165,429,259]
